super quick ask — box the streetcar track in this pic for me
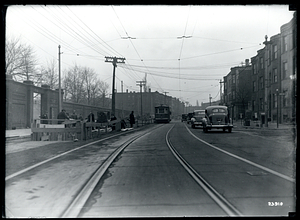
[165,124,243,217]
[61,124,165,218]
[184,123,295,183]
[5,127,149,181]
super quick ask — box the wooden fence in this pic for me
[31,118,153,141]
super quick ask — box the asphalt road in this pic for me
[5,121,296,217]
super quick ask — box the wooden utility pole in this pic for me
[105,56,125,116]
[136,80,146,118]
[58,45,62,112]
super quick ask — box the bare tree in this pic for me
[82,67,96,105]
[63,64,85,103]
[38,59,58,89]
[5,36,38,81]
[62,63,110,106]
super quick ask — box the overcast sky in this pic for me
[6,5,294,106]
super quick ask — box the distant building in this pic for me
[115,88,185,119]
[223,59,252,120]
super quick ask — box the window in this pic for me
[233,91,236,100]
[253,81,257,92]
[292,29,296,49]
[212,108,226,113]
[260,98,264,110]
[268,49,271,65]
[260,57,264,69]
[273,94,277,108]
[233,75,236,84]
[283,61,288,79]
[283,95,287,107]
[273,44,278,60]
[253,63,256,74]
[273,68,278,82]
[269,72,272,86]
[260,76,264,89]
[283,36,288,52]
[252,100,256,111]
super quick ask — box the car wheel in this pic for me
[228,128,232,133]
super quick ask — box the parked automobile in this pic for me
[191,110,205,128]
[202,106,233,133]
[186,112,194,124]
[181,114,187,122]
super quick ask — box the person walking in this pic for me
[57,109,69,124]
[129,111,135,128]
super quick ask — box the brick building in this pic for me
[115,89,185,119]
[250,12,297,124]
[223,59,252,120]
[223,12,296,125]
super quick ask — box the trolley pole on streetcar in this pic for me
[105,56,125,116]
[136,80,146,122]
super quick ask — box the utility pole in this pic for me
[58,45,62,112]
[136,80,146,118]
[105,56,125,116]
[164,91,169,105]
[219,79,224,104]
[121,81,124,118]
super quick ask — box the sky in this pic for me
[5,5,294,106]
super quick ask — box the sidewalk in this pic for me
[233,120,295,130]
[5,128,32,139]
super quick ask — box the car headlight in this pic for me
[191,117,196,122]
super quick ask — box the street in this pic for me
[5,121,296,217]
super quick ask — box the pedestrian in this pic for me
[87,111,95,130]
[87,111,95,122]
[70,110,78,120]
[41,111,48,124]
[129,111,135,128]
[121,118,127,129]
[57,109,69,124]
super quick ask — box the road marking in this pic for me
[166,124,242,216]
[184,123,295,183]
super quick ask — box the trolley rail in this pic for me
[165,124,242,216]
[62,123,244,217]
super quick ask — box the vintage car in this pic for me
[181,114,187,122]
[190,110,205,128]
[202,106,233,133]
[186,112,194,124]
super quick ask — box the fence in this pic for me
[31,118,153,141]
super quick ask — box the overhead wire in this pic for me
[111,6,164,93]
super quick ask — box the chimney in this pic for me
[245,59,249,66]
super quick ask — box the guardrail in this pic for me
[31,118,153,141]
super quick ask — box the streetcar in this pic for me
[154,104,171,123]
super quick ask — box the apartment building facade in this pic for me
[223,59,252,120]
[223,12,296,125]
